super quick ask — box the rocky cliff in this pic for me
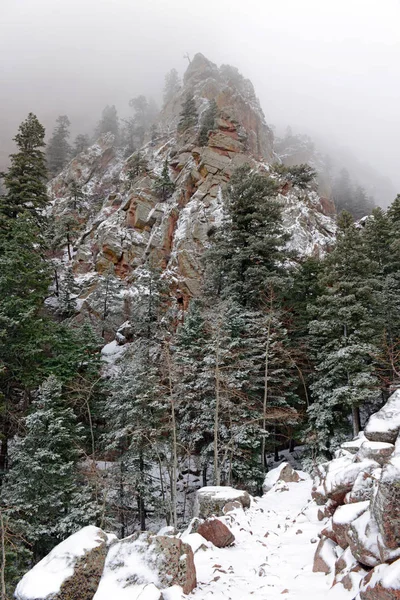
[48,53,336,336]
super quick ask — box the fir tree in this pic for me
[0,113,48,221]
[126,152,148,182]
[198,99,218,146]
[163,69,180,106]
[178,93,198,132]
[95,105,119,140]
[71,133,90,157]
[3,376,98,560]
[154,160,175,201]
[58,268,78,318]
[46,115,71,178]
[307,211,380,458]
[205,164,289,308]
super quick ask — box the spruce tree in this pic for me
[95,105,119,140]
[205,164,289,307]
[307,211,380,457]
[198,99,218,146]
[0,113,48,221]
[154,159,175,201]
[3,376,98,561]
[178,93,198,132]
[46,115,71,178]
[71,133,90,157]
[163,69,180,106]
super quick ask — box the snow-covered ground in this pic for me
[190,479,350,600]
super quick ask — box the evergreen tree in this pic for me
[95,105,119,140]
[126,152,148,182]
[205,164,289,308]
[46,115,71,178]
[163,69,180,106]
[0,113,48,221]
[198,99,218,146]
[71,133,90,157]
[178,93,198,132]
[154,159,175,201]
[307,211,380,458]
[3,376,98,561]
[58,268,78,317]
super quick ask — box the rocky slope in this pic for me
[48,53,336,337]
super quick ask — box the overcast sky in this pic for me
[1,0,400,193]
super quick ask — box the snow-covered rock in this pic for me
[93,532,196,598]
[262,462,308,493]
[359,558,400,599]
[332,501,369,549]
[197,517,235,548]
[346,509,381,568]
[193,486,251,519]
[15,526,111,600]
[356,441,394,465]
[364,389,400,444]
[371,456,400,549]
[313,536,337,574]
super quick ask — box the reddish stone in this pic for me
[197,518,235,548]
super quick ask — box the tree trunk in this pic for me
[0,511,6,600]
[352,406,361,437]
[165,342,177,530]
[214,332,221,485]
[139,452,146,531]
[261,312,272,471]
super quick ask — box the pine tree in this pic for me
[198,99,218,146]
[163,69,180,106]
[46,115,71,178]
[178,93,198,132]
[95,105,119,140]
[307,211,380,458]
[154,160,175,201]
[0,113,48,221]
[126,152,148,182]
[205,164,289,308]
[3,376,98,560]
[58,268,77,317]
[71,133,90,157]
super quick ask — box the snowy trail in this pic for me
[190,480,351,600]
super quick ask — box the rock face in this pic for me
[47,54,336,338]
[93,532,196,598]
[197,517,235,548]
[194,486,251,519]
[371,457,400,549]
[313,390,400,597]
[359,560,400,599]
[14,526,111,600]
[365,389,400,443]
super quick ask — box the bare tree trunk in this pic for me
[214,331,221,486]
[0,511,6,600]
[54,268,59,297]
[138,451,146,531]
[352,406,361,437]
[165,342,177,530]
[261,312,272,471]
[66,224,72,261]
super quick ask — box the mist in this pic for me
[2,0,400,201]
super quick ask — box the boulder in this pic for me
[333,546,366,591]
[332,501,369,549]
[344,467,381,504]
[317,499,338,521]
[194,486,251,519]
[357,441,394,465]
[359,559,400,599]
[93,533,196,598]
[346,509,381,567]
[15,526,111,600]
[312,456,379,505]
[341,433,367,455]
[312,536,337,574]
[197,517,235,548]
[115,320,134,345]
[222,500,243,514]
[371,456,400,549]
[262,462,305,493]
[364,389,400,443]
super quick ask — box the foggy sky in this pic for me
[1,0,400,196]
